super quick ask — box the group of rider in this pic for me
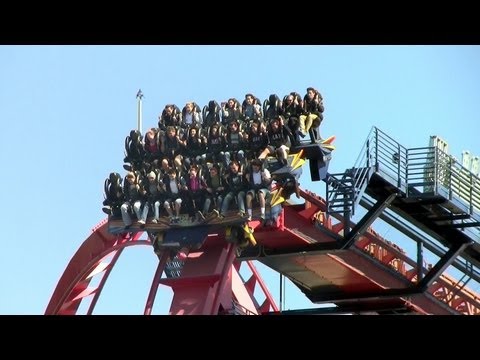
[110,87,325,229]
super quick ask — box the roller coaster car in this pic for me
[150,221,256,257]
[107,206,267,234]
[106,135,335,234]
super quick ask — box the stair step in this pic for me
[329,199,354,204]
[328,206,354,211]
[327,210,352,214]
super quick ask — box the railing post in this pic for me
[434,147,439,196]
[397,143,402,189]
[469,173,473,215]
[344,195,351,238]
[448,155,453,200]
[366,139,370,168]
[404,148,408,196]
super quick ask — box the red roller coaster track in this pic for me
[46,188,480,315]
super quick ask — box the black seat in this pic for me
[202,100,221,129]
[263,94,282,121]
[124,130,145,170]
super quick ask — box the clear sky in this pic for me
[1,45,479,315]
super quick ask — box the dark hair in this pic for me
[251,159,262,167]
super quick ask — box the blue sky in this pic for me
[1,45,479,315]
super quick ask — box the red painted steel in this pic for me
[162,241,236,314]
[45,220,146,315]
[46,223,276,315]
[144,251,170,315]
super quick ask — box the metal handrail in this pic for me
[364,127,479,215]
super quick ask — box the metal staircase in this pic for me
[325,172,355,215]
[326,127,377,217]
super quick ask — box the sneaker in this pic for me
[247,215,252,221]
[237,211,246,217]
[260,214,266,220]
[151,219,158,224]
[138,220,146,225]
[197,210,205,221]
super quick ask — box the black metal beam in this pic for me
[428,214,471,221]
[237,240,341,260]
[341,193,398,249]
[306,286,423,303]
[263,303,410,315]
[359,196,480,286]
[442,222,480,229]
[417,240,472,290]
